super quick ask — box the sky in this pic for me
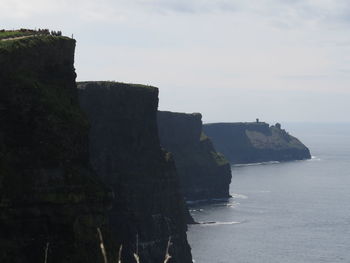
[1,0,350,123]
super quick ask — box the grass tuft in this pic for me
[97,228,108,263]
[97,228,173,263]
[44,242,49,263]
[118,245,123,263]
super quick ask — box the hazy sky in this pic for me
[2,0,350,123]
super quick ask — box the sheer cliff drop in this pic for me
[0,33,113,263]
[78,82,193,263]
[157,111,232,201]
[203,122,311,164]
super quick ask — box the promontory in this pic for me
[203,121,311,164]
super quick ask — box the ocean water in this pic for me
[188,123,350,263]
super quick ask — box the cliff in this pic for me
[78,82,193,263]
[203,122,311,164]
[157,111,232,201]
[0,34,113,262]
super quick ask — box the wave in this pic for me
[198,221,242,226]
[189,208,205,212]
[309,156,321,161]
[233,161,280,167]
[231,193,248,199]
[225,202,240,208]
[211,201,240,208]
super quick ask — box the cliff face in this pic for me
[203,122,311,164]
[157,111,232,201]
[0,36,112,262]
[78,82,192,263]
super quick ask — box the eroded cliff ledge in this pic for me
[203,122,311,164]
[157,111,232,201]
[78,82,193,263]
[0,35,113,262]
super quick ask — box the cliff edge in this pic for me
[203,122,311,164]
[157,111,232,201]
[0,33,113,262]
[78,82,193,263]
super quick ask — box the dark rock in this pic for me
[157,111,232,201]
[203,122,311,164]
[0,35,113,262]
[78,82,193,263]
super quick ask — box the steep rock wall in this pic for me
[157,111,232,201]
[0,36,113,263]
[78,82,193,263]
[203,122,311,164]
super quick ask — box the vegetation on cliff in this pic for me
[203,122,311,164]
[0,28,62,40]
[0,33,114,263]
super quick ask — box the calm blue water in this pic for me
[188,123,350,263]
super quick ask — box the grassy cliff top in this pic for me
[204,121,269,126]
[0,30,32,39]
[245,126,306,150]
[77,81,157,91]
[0,29,72,52]
[159,110,202,117]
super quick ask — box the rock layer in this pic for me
[157,111,232,201]
[203,122,311,164]
[78,82,193,263]
[0,36,113,263]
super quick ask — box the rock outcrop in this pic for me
[157,111,232,201]
[0,35,113,262]
[203,122,311,164]
[78,82,193,263]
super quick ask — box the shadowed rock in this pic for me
[157,111,232,201]
[0,35,113,263]
[78,81,193,263]
[203,122,311,164]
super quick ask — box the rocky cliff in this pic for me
[78,82,193,263]
[0,35,113,262]
[157,111,232,201]
[203,122,311,164]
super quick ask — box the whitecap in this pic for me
[233,161,280,167]
[199,221,241,226]
[190,208,204,212]
[309,156,321,161]
[231,193,248,199]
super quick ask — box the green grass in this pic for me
[211,151,229,166]
[78,81,157,90]
[0,34,70,53]
[0,30,31,40]
[0,29,70,53]
[200,132,209,141]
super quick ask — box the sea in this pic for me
[188,123,350,263]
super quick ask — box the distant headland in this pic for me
[203,121,311,164]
